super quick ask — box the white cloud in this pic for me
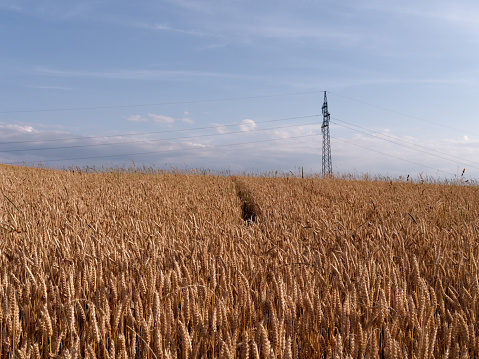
[127,113,193,125]
[183,141,208,148]
[215,124,229,134]
[182,117,194,124]
[148,114,176,124]
[2,124,36,134]
[239,119,257,132]
[330,131,479,179]
[182,112,194,124]
[0,120,321,172]
[127,115,147,123]
[1,118,478,180]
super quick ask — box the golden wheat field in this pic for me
[1,164,479,358]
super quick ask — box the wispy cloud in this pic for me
[30,85,74,90]
[127,113,194,125]
[0,1,103,19]
[199,43,227,50]
[0,123,37,134]
[139,23,206,36]
[364,1,479,38]
[33,67,242,80]
[0,4,24,12]
[145,1,361,45]
[338,76,479,90]
[286,71,479,91]
[385,2,479,24]
[162,0,214,14]
[233,22,359,43]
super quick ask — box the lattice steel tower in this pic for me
[321,91,332,176]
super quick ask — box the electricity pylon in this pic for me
[321,91,332,176]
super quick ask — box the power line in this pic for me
[331,136,458,177]
[14,131,462,177]
[3,87,477,139]
[0,120,322,154]
[330,119,479,171]
[5,117,472,178]
[2,87,477,176]
[7,133,319,165]
[327,91,479,137]
[0,115,319,146]
[0,90,325,114]
[331,117,479,166]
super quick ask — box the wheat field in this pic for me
[1,164,478,358]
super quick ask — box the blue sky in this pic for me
[1,0,479,179]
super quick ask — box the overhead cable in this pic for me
[0,90,325,114]
[7,133,319,165]
[331,136,457,177]
[331,117,479,167]
[330,120,479,171]
[0,120,322,154]
[0,115,319,146]
[328,91,479,137]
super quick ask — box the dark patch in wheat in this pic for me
[233,178,261,222]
